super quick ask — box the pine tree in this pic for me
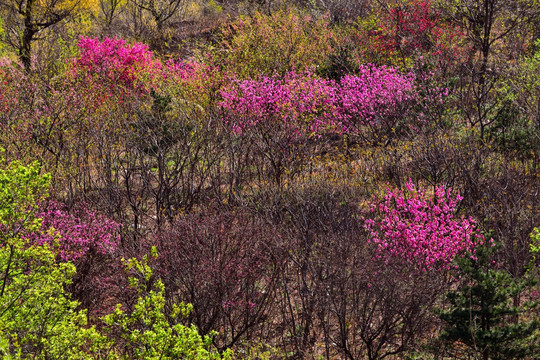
[436,245,540,360]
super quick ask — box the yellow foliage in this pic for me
[32,0,99,18]
[185,1,203,17]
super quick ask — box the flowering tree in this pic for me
[220,71,338,138]
[220,65,417,138]
[73,36,162,90]
[219,66,418,185]
[364,179,484,272]
[32,200,120,262]
[19,200,123,314]
[336,65,418,134]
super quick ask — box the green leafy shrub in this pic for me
[103,248,231,360]
[0,151,109,359]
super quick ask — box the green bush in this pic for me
[103,249,231,360]
[0,151,108,359]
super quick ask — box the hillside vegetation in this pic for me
[1,0,540,359]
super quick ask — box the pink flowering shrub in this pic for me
[25,200,124,314]
[364,180,484,272]
[336,65,417,133]
[220,70,338,137]
[31,200,120,262]
[72,41,219,107]
[73,37,162,90]
[219,65,418,138]
[380,0,468,62]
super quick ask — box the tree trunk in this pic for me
[21,27,35,72]
[21,0,36,71]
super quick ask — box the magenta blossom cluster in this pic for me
[33,201,120,262]
[73,37,162,88]
[219,65,417,137]
[364,180,484,272]
[220,70,337,136]
[338,66,417,129]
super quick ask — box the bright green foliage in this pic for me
[530,227,540,264]
[0,243,109,359]
[531,227,540,253]
[0,152,49,235]
[0,151,109,359]
[436,245,540,360]
[103,248,231,360]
